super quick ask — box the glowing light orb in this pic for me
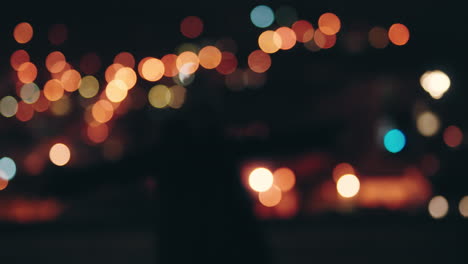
[0,96,18,118]
[273,167,295,192]
[79,75,100,98]
[49,143,71,166]
[336,174,360,198]
[388,23,410,46]
[0,157,17,180]
[384,129,406,153]
[250,5,274,28]
[428,195,449,219]
[248,167,274,192]
[148,84,171,108]
[443,125,463,148]
[20,83,40,104]
[258,185,282,207]
[14,22,33,44]
[105,79,128,103]
[420,70,450,99]
[459,196,468,218]
[416,111,440,137]
[318,12,341,35]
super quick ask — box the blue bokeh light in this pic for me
[384,129,406,153]
[250,5,274,28]
[0,157,16,180]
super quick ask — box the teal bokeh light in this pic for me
[250,5,274,28]
[384,129,406,153]
[0,157,16,180]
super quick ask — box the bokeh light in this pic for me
[332,163,355,182]
[180,16,203,39]
[115,67,137,89]
[50,96,72,116]
[148,84,171,108]
[79,75,99,98]
[318,13,341,35]
[216,52,238,75]
[139,57,165,82]
[273,167,296,192]
[92,100,114,123]
[198,46,222,69]
[336,174,360,198]
[114,52,135,68]
[87,123,109,144]
[459,196,468,218]
[314,29,336,49]
[14,22,33,44]
[0,96,18,118]
[168,85,186,109]
[16,101,34,122]
[105,80,128,103]
[46,51,67,73]
[105,63,124,83]
[0,178,8,191]
[248,50,271,73]
[176,51,199,75]
[275,27,296,50]
[49,143,71,166]
[0,157,17,181]
[44,79,65,101]
[161,54,179,77]
[61,69,81,92]
[20,83,40,104]
[250,5,274,28]
[10,50,30,71]
[388,23,410,46]
[248,167,274,192]
[420,70,451,99]
[384,129,406,153]
[443,125,463,148]
[259,185,282,207]
[17,62,37,83]
[416,111,440,137]
[32,91,50,112]
[258,30,282,53]
[292,20,314,43]
[368,26,389,49]
[428,195,449,219]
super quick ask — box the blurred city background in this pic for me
[0,1,467,263]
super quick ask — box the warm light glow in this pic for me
[0,178,8,191]
[420,70,450,99]
[314,29,336,49]
[114,52,135,68]
[14,22,33,44]
[368,26,389,49]
[332,163,355,182]
[32,91,50,112]
[168,85,186,109]
[148,84,171,108]
[114,67,137,89]
[248,167,274,192]
[46,51,66,73]
[16,101,34,122]
[50,96,71,116]
[17,62,37,83]
[428,195,449,219]
[337,174,360,198]
[176,51,199,75]
[49,143,71,166]
[417,111,440,137]
[388,23,410,46]
[44,79,65,101]
[198,46,222,69]
[139,57,165,82]
[248,50,271,73]
[258,185,282,207]
[384,129,406,153]
[87,123,109,144]
[61,69,81,92]
[275,27,296,50]
[258,30,282,53]
[292,20,314,43]
[161,54,179,77]
[10,50,30,71]
[92,99,114,123]
[273,167,296,192]
[0,96,18,117]
[105,80,128,103]
[216,52,237,75]
[105,63,124,83]
[318,13,341,35]
[180,16,204,39]
[250,5,274,28]
[20,83,40,104]
[443,125,463,148]
[79,75,99,98]
[459,196,468,218]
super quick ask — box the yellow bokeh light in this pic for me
[258,185,282,207]
[79,75,99,98]
[176,51,199,75]
[50,95,71,116]
[168,85,186,109]
[49,143,71,166]
[459,196,468,218]
[248,167,274,192]
[114,67,137,89]
[420,70,450,99]
[105,79,128,103]
[198,46,222,69]
[428,195,449,219]
[416,111,440,137]
[258,30,282,53]
[336,174,360,198]
[148,84,171,108]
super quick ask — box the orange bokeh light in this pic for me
[198,46,222,69]
[114,67,137,89]
[43,79,64,101]
[369,26,389,49]
[161,54,179,77]
[105,63,124,83]
[388,23,410,46]
[17,62,37,84]
[46,51,66,73]
[275,27,297,50]
[139,57,165,82]
[332,162,355,182]
[273,167,296,192]
[318,12,341,35]
[10,50,30,71]
[0,178,8,191]
[258,30,282,53]
[314,29,336,49]
[87,123,109,144]
[259,185,282,207]
[32,91,50,112]
[443,125,463,148]
[14,22,33,44]
[292,20,314,43]
[176,51,199,75]
[216,52,237,75]
[180,16,203,39]
[114,52,135,68]
[16,101,34,122]
[61,69,81,92]
[92,99,114,123]
[248,50,271,73]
